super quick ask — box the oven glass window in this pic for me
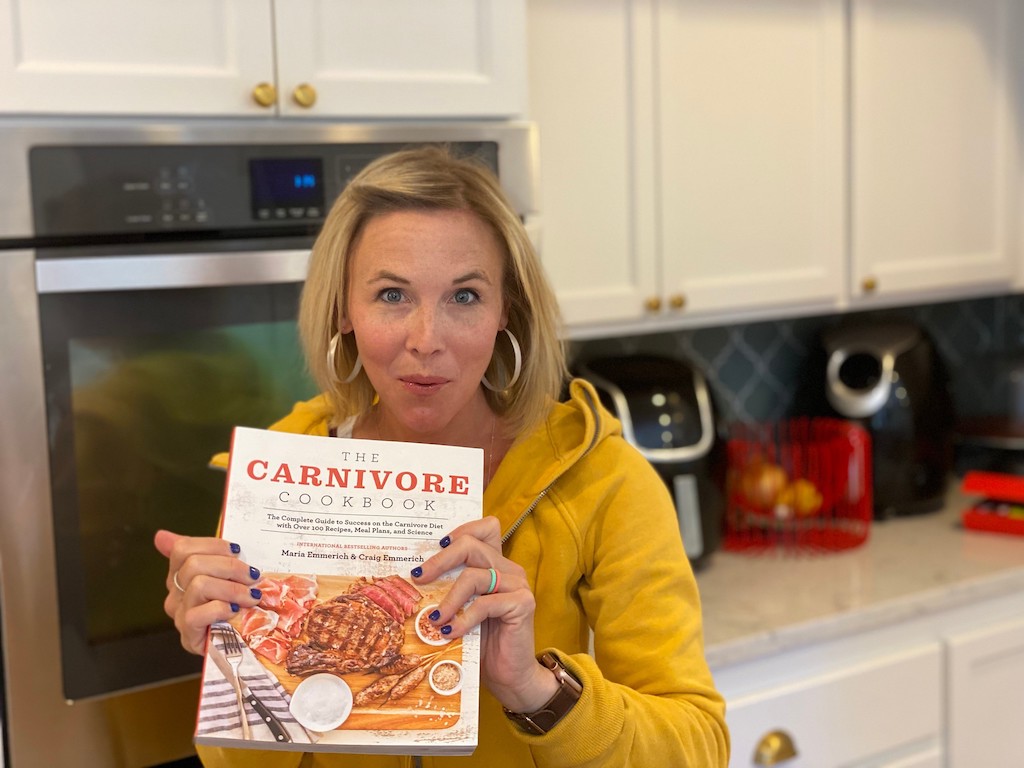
[70,321,312,643]
[40,283,317,698]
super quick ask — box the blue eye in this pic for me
[453,289,478,305]
[381,288,403,303]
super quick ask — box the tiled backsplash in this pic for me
[569,294,1024,426]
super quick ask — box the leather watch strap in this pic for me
[503,652,583,735]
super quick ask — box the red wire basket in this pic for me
[723,418,872,554]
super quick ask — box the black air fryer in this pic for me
[798,319,954,519]
[576,354,725,568]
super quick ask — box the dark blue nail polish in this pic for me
[429,609,440,622]
[441,625,452,635]
[411,566,423,578]
[230,542,241,554]
[439,535,451,548]
[230,603,240,613]
[250,588,262,600]
[249,566,260,580]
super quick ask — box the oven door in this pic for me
[35,245,316,701]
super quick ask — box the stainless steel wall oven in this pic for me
[0,120,537,767]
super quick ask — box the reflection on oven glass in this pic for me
[67,321,316,644]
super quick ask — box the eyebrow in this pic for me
[368,270,410,285]
[367,270,493,285]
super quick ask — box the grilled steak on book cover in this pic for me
[286,594,404,675]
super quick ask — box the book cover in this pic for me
[194,426,483,755]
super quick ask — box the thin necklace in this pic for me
[485,413,496,486]
[372,409,498,485]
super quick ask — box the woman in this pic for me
[155,146,728,767]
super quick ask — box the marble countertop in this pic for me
[696,485,1024,669]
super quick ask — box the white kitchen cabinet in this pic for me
[529,0,845,336]
[712,589,1024,768]
[655,0,846,322]
[946,616,1024,768]
[274,2,525,119]
[530,0,1024,336]
[526,0,658,329]
[0,0,274,116]
[849,0,1019,305]
[719,640,943,768]
[0,0,525,118]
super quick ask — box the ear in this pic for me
[338,316,354,334]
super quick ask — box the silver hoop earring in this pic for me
[481,329,522,392]
[327,333,363,385]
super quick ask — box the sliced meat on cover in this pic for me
[239,606,279,638]
[275,598,308,637]
[280,574,319,609]
[356,583,406,623]
[250,633,291,665]
[372,575,422,617]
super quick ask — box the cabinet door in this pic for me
[274,0,525,118]
[850,0,1017,303]
[656,0,845,320]
[946,616,1024,767]
[527,0,658,330]
[0,0,275,116]
[725,643,941,768]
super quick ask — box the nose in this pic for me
[405,306,445,356]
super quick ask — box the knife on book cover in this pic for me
[208,643,293,743]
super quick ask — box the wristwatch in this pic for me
[503,652,583,735]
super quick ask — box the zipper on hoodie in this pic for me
[501,386,604,545]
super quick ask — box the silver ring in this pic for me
[172,570,186,593]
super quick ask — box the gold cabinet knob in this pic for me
[251,82,277,108]
[862,276,878,293]
[668,293,686,310]
[644,296,663,313]
[753,729,798,766]
[292,83,317,108]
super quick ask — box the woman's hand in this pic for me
[409,517,559,713]
[153,529,263,655]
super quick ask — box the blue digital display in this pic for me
[249,158,324,219]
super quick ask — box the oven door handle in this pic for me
[35,250,310,294]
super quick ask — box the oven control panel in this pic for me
[28,141,497,237]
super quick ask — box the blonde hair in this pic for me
[299,145,567,437]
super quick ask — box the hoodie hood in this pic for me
[210,378,623,541]
[484,378,622,541]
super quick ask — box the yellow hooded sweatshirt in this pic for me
[199,379,728,768]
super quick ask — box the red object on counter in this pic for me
[960,471,1024,537]
[961,470,1024,503]
[723,418,872,554]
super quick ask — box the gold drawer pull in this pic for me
[753,729,798,766]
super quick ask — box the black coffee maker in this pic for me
[797,319,954,519]
[574,354,725,568]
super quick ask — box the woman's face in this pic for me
[340,208,508,439]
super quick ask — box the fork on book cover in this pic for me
[214,626,251,739]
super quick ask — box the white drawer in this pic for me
[725,642,942,767]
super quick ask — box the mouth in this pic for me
[400,375,448,392]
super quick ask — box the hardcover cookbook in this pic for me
[194,426,483,755]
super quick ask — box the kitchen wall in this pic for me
[569,292,1024,426]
